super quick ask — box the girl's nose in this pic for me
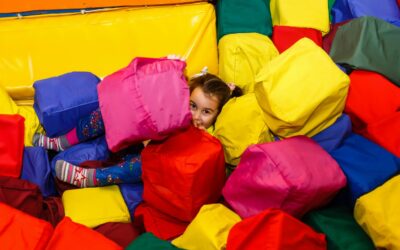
[192,110,201,120]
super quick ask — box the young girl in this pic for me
[34,72,242,188]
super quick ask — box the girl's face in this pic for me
[189,87,219,130]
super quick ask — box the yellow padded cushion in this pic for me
[62,185,131,228]
[17,106,41,147]
[0,3,217,104]
[0,85,18,114]
[214,93,273,165]
[270,0,329,34]
[255,38,349,138]
[354,175,400,250]
[218,33,279,94]
[172,204,241,250]
[0,86,40,146]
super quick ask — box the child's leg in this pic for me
[75,107,105,142]
[55,160,97,187]
[55,153,142,188]
[33,108,105,151]
[33,132,72,151]
[95,154,142,186]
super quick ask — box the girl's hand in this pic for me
[198,126,206,130]
[166,54,186,61]
[193,121,206,130]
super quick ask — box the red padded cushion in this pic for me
[134,202,188,240]
[0,176,43,218]
[227,208,326,250]
[345,70,400,156]
[95,222,142,248]
[45,217,123,250]
[0,202,53,250]
[272,26,322,53]
[0,114,24,178]
[141,125,225,222]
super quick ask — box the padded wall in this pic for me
[0,0,205,14]
[0,3,218,105]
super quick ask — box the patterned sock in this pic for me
[33,133,71,151]
[55,160,97,187]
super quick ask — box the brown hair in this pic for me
[189,73,243,113]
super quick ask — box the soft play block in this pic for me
[95,222,142,248]
[0,86,41,146]
[363,113,400,157]
[347,0,400,22]
[119,183,143,216]
[328,0,336,21]
[355,175,400,249]
[214,93,273,166]
[0,202,53,250]
[322,21,350,54]
[223,136,346,218]
[0,0,206,13]
[33,72,100,137]
[0,175,44,218]
[41,196,65,227]
[0,3,218,104]
[126,233,180,250]
[142,125,225,222]
[272,26,322,53]
[311,114,352,153]
[332,0,400,25]
[22,147,57,197]
[98,57,191,152]
[46,217,123,250]
[227,208,326,250]
[172,204,241,250]
[0,114,25,178]
[330,133,399,204]
[18,106,42,146]
[330,16,400,87]
[62,185,131,228]
[0,85,18,114]
[216,0,273,40]
[270,0,330,34]
[345,70,400,127]
[344,70,400,156]
[255,38,349,138]
[303,205,375,250]
[218,33,279,94]
[134,202,189,240]
[331,0,353,24]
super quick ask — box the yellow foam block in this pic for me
[0,86,40,146]
[354,175,400,249]
[214,93,273,165]
[218,33,279,94]
[255,38,349,138]
[62,185,131,228]
[270,0,329,34]
[0,85,18,114]
[0,3,218,104]
[172,204,241,250]
[17,106,41,146]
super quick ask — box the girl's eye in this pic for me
[202,109,211,115]
[190,102,197,110]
